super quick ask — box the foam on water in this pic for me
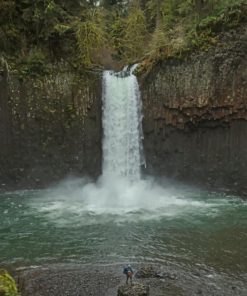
[27,176,239,227]
[26,66,244,226]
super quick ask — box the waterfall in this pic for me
[102,66,144,182]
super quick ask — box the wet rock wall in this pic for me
[140,28,247,195]
[0,62,102,190]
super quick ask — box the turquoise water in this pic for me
[0,182,246,276]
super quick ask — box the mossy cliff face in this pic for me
[140,27,247,195]
[0,61,102,190]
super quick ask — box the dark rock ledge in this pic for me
[8,263,247,296]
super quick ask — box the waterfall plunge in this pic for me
[102,67,145,182]
[33,66,210,220]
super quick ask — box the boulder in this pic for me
[154,271,178,280]
[117,283,149,296]
[135,266,155,278]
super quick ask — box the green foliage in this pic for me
[177,0,194,16]
[109,10,126,58]
[186,1,247,52]
[53,24,72,35]
[149,27,168,53]
[146,0,247,62]
[19,49,49,77]
[75,9,106,67]
[0,269,19,296]
[197,1,247,31]
[122,6,148,61]
[0,0,246,70]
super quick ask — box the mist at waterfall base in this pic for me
[31,68,214,223]
[28,67,215,223]
[30,175,213,224]
[1,180,247,273]
[1,67,247,276]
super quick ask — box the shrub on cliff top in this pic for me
[1,0,246,70]
[0,269,19,296]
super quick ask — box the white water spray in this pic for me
[102,67,145,181]
[30,66,219,224]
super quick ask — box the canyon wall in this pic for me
[0,62,102,190]
[140,27,247,195]
[1,26,247,196]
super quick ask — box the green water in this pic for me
[0,186,246,276]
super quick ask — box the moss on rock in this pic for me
[0,270,19,296]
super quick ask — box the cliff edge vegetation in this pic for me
[0,0,246,73]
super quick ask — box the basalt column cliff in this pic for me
[140,27,247,195]
[0,61,102,189]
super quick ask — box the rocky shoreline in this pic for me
[8,263,246,296]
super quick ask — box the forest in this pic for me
[0,0,246,74]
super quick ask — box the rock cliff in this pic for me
[1,26,246,196]
[140,26,247,195]
[0,61,102,190]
